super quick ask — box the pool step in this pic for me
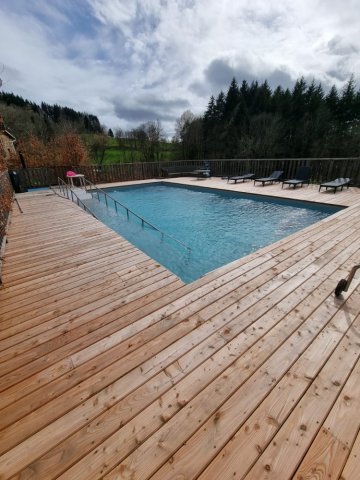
[71,187,92,200]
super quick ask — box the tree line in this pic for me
[0,92,102,139]
[1,91,170,165]
[0,92,104,167]
[176,76,360,159]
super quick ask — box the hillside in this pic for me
[0,92,102,141]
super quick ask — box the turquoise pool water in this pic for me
[84,182,342,283]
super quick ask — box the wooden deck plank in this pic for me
[2,211,357,397]
[242,318,359,479]
[2,232,358,438]
[98,286,360,480]
[0,270,173,350]
[197,293,360,480]
[7,240,358,476]
[340,429,360,480]
[0,259,156,320]
[0,182,359,480]
[293,359,360,479]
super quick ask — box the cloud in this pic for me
[205,59,237,91]
[327,36,359,56]
[0,0,359,136]
[112,95,190,124]
[204,58,294,92]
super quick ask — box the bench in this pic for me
[160,166,210,178]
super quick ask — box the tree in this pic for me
[108,128,114,137]
[339,75,357,123]
[89,134,108,164]
[326,85,340,117]
[134,121,164,161]
[214,91,226,121]
[114,128,124,148]
[204,96,216,122]
[223,78,240,121]
[175,111,203,159]
[55,133,88,165]
[15,135,55,167]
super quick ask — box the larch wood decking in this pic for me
[0,181,359,480]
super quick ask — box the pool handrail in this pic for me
[54,178,98,219]
[83,178,192,252]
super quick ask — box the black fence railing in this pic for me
[14,157,360,188]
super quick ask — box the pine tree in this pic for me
[223,77,240,121]
[204,96,216,121]
[339,75,357,123]
[214,91,226,120]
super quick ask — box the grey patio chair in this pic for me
[319,178,351,193]
[254,170,284,186]
[282,166,311,189]
[228,173,255,184]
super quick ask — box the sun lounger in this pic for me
[227,173,255,183]
[254,170,283,186]
[282,166,311,189]
[319,178,351,193]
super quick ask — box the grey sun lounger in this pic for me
[319,178,351,193]
[282,166,311,189]
[227,173,255,183]
[254,170,283,186]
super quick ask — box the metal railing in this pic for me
[83,178,191,252]
[53,178,98,219]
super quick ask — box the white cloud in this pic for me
[1,0,360,136]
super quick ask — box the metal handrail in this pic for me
[53,178,98,219]
[83,178,191,252]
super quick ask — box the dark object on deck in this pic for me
[282,166,311,189]
[335,265,360,297]
[160,165,210,178]
[227,173,255,183]
[8,170,21,193]
[319,178,351,193]
[8,170,28,193]
[254,170,283,186]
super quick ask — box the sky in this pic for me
[0,0,359,137]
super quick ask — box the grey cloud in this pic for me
[189,81,211,96]
[242,9,283,32]
[266,69,294,90]
[327,36,359,56]
[204,59,237,90]
[112,96,190,123]
[2,64,23,83]
[205,58,294,92]
[137,95,189,110]
[326,69,349,82]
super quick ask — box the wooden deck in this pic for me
[0,181,359,480]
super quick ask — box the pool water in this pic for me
[84,182,342,283]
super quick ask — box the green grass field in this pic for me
[102,147,178,164]
[82,134,181,165]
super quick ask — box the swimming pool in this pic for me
[84,182,342,283]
